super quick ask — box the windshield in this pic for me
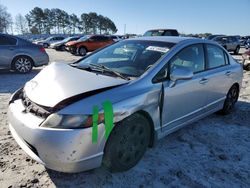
[75,40,174,77]
[77,36,89,42]
[61,37,74,43]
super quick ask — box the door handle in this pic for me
[225,71,232,76]
[199,78,208,84]
[9,48,14,51]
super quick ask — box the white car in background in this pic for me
[34,36,65,48]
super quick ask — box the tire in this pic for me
[43,43,49,48]
[12,56,33,74]
[78,47,87,56]
[61,45,66,51]
[219,85,239,115]
[244,64,250,71]
[234,46,240,55]
[103,113,151,172]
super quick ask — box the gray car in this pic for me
[0,34,49,73]
[8,37,243,173]
[212,36,241,54]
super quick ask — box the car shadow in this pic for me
[46,100,250,187]
[0,68,42,93]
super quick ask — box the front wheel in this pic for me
[219,85,239,115]
[12,56,33,74]
[103,113,151,172]
[78,47,87,56]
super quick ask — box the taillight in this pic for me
[40,47,46,53]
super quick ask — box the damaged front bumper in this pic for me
[8,99,106,173]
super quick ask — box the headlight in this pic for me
[41,113,104,129]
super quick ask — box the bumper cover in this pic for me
[8,100,105,173]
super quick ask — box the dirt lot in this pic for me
[0,49,250,188]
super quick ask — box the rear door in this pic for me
[0,35,17,69]
[202,44,232,111]
[87,36,101,51]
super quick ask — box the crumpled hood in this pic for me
[24,62,128,107]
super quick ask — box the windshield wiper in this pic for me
[89,63,130,80]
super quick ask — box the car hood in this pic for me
[66,41,80,46]
[51,41,63,46]
[24,62,129,107]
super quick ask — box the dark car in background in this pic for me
[0,34,49,73]
[240,36,250,47]
[65,35,114,56]
[143,29,179,37]
[50,36,82,51]
[212,36,240,54]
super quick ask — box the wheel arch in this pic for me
[11,54,35,70]
[136,110,155,147]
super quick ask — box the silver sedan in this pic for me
[8,37,243,172]
[0,34,49,73]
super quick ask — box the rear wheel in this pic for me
[244,64,250,71]
[219,85,239,115]
[234,46,240,55]
[43,43,49,48]
[103,113,151,172]
[78,47,87,56]
[12,56,33,74]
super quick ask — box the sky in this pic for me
[0,0,249,35]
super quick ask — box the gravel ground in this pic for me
[0,49,249,188]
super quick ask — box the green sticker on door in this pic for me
[92,100,114,143]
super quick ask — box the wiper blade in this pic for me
[89,63,130,80]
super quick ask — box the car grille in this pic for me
[21,91,52,119]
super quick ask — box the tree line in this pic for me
[0,4,117,35]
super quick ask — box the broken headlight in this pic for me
[40,113,104,129]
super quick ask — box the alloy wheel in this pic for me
[14,57,32,73]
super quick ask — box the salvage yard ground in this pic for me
[0,49,250,188]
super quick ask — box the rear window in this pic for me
[0,36,17,45]
[206,44,227,69]
[143,30,179,37]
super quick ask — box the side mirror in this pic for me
[88,38,94,42]
[170,66,193,87]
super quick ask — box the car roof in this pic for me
[127,36,201,44]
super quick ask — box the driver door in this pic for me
[161,44,209,130]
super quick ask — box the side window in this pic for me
[0,36,17,45]
[170,44,205,73]
[206,44,226,69]
[153,44,205,83]
[91,36,99,41]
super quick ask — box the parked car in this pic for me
[143,29,179,36]
[240,36,250,47]
[212,36,241,54]
[8,37,242,173]
[245,38,250,49]
[206,35,225,40]
[50,36,82,51]
[110,35,123,42]
[242,49,250,70]
[65,35,114,56]
[34,36,65,48]
[0,34,49,73]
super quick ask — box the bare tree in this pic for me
[15,13,28,34]
[0,4,12,33]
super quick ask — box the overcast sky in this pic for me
[1,0,249,35]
